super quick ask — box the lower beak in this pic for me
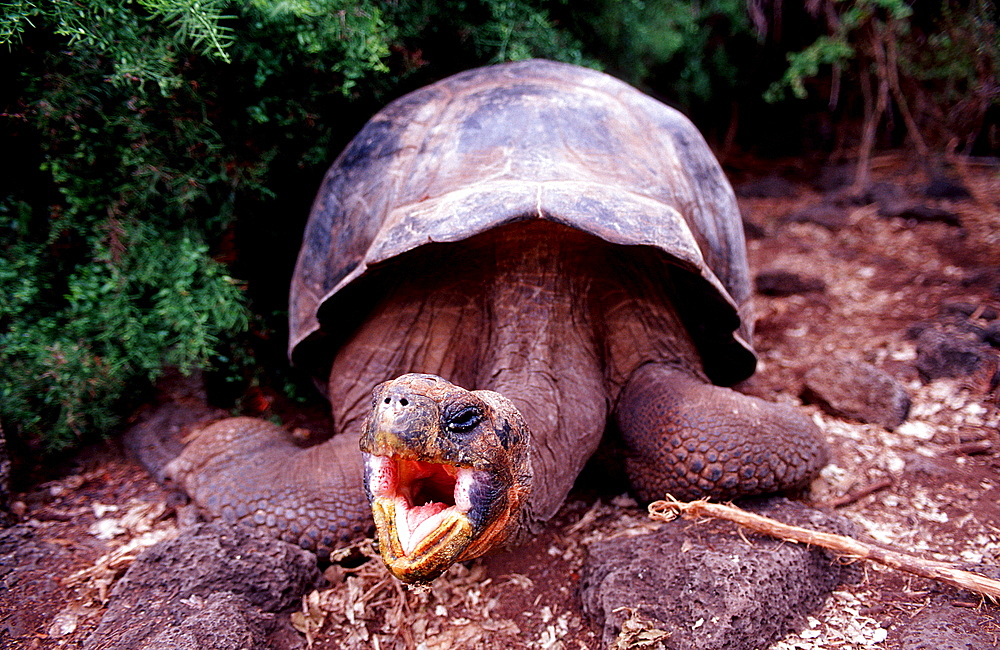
[370,495,475,583]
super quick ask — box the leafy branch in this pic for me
[764,0,999,185]
[0,0,590,453]
[143,0,236,63]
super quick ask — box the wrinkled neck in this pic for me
[329,219,697,538]
[475,223,607,527]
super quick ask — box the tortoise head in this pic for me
[360,373,532,583]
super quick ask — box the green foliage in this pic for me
[566,0,753,104]
[2,3,246,450]
[0,0,590,452]
[899,0,1000,150]
[4,0,235,94]
[764,0,911,103]
[465,0,588,63]
[0,229,247,450]
[763,0,998,153]
[244,1,393,94]
[764,35,854,102]
[383,0,589,69]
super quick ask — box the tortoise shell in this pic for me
[289,59,755,386]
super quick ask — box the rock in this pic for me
[813,163,854,193]
[924,177,971,200]
[905,321,932,340]
[742,218,767,240]
[941,301,998,321]
[882,203,962,226]
[140,592,271,650]
[908,316,986,344]
[580,498,855,650]
[802,357,910,428]
[915,327,988,380]
[85,523,322,650]
[735,175,800,199]
[985,321,1000,348]
[864,181,905,211]
[123,388,225,484]
[908,308,1000,387]
[0,525,77,639]
[899,610,992,650]
[781,202,848,230]
[896,564,1000,649]
[755,270,826,297]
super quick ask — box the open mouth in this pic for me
[364,453,481,581]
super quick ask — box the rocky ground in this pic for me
[1,154,998,649]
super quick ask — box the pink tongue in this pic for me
[406,502,448,533]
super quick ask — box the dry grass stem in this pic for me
[649,495,1000,604]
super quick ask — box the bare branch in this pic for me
[854,28,890,192]
[881,18,932,165]
[649,495,1000,604]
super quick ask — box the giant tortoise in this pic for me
[167,59,828,584]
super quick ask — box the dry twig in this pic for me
[821,478,894,508]
[649,495,1000,604]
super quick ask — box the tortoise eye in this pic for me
[445,406,482,433]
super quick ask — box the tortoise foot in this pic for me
[615,365,828,502]
[166,417,371,557]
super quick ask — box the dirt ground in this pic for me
[2,154,998,649]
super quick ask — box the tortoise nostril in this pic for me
[384,397,391,404]
[400,398,409,406]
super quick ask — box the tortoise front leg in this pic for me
[165,417,371,557]
[614,364,828,502]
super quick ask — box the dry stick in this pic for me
[648,495,1000,604]
[821,477,894,509]
[881,18,932,164]
[854,30,891,193]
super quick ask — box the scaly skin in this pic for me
[165,418,371,559]
[616,365,829,502]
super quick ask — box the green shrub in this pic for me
[0,1,390,451]
[562,0,754,105]
[0,0,586,452]
[0,229,248,449]
[764,0,999,157]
